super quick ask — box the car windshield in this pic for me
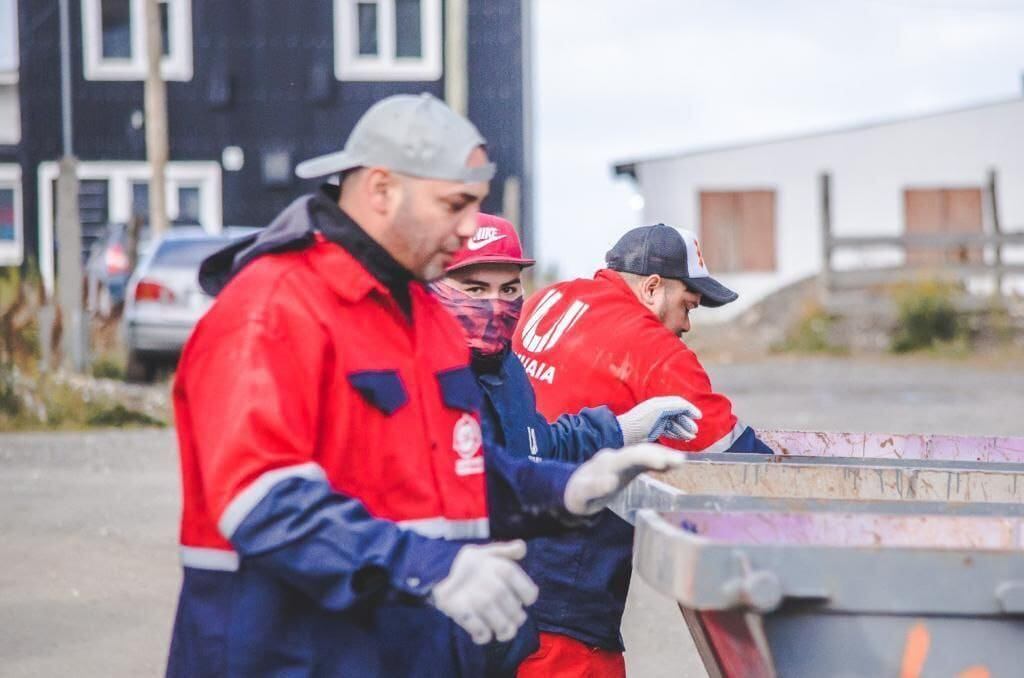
[151,238,232,268]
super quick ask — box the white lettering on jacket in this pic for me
[516,352,556,385]
[518,290,589,354]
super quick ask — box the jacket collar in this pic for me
[305,234,388,304]
[471,346,512,385]
[595,268,636,298]
[311,187,414,301]
[594,268,664,324]
[199,185,416,313]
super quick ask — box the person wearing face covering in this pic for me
[432,214,704,676]
[168,94,701,678]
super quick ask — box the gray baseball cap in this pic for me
[295,93,496,184]
[605,224,738,307]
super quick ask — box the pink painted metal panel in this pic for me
[674,510,1024,550]
[760,429,1024,464]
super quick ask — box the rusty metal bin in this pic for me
[634,452,1024,505]
[760,429,1024,464]
[613,431,1024,677]
[633,506,1024,677]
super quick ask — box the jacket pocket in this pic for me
[347,370,409,415]
[435,365,482,412]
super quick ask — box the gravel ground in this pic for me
[2,356,1023,678]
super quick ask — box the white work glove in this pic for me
[564,443,687,515]
[430,540,538,645]
[616,395,702,445]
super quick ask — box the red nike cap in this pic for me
[446,213,535,272]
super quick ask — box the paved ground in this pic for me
[2,356,1023,677]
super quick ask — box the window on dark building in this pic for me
[78,180,111,230]
[176,186,201,224]
[357,2,379,55]
[39,161,223,290]
[0,187,14,242]
[131,181,149,220]
[334,0,440,81]
[0,0,19,82]
[698,190,777,273]
[159,0,171,56]
[394,0,422,58]
[0,166,20,266]
[261,151,293,188]
[84,0,192,80]
[100,0,132,59]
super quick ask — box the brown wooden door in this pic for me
[699,190,776,273]
[904,188,983,265]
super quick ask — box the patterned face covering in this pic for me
[431,282,524,357]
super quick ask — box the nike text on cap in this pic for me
[295,93,496,184]
[446,213,535,272]
[605,223,738,308]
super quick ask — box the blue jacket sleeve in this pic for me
[535,406,624,463]
[481,430,598,540]
[483,431,593,541]
[230,477,463,611]
[476,354,601,539]
[725,426,774,454]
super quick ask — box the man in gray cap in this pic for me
[513,224,773,677]
[169,94,687,677]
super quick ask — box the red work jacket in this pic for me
[512,269,745,452]
[175,236,490,565]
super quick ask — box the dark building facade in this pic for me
[6,0,528,293]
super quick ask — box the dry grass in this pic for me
[0,267,168,431]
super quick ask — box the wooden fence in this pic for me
[819,170,1024,299]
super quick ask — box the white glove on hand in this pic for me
[430,540,538,645]
[564,443,687,515]
[616,396,702,445]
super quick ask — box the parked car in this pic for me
[122,227,257,381]
[85,222,165,315]
[86,221,211,315]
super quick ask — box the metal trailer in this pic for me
[616,431,1024,677]
[633,506,1024,677]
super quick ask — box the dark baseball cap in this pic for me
[605,224,738,307]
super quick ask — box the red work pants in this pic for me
[517,631,626,678]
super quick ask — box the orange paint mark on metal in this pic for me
[899,622,930,678]
[956,666,990,678]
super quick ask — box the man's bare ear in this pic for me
[642,274,663,302]
[363,167,398,214]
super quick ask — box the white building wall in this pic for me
[634,99,1024,321]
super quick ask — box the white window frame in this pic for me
[81,0,193,81]
[0,164,23,267]
[0,0,19,85]
[334,0,442,81]
[38,160,221,296]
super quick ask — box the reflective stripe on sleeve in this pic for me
[397,516,490,540]
[217,461,327,539]
[180,546,240,572]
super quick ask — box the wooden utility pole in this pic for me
[444,0,468,116]
[53,0,87,372]
[519,0,535,257]
[144,0,169,237]
[55,157,86,372]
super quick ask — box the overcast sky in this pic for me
[532,0,1024,279]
